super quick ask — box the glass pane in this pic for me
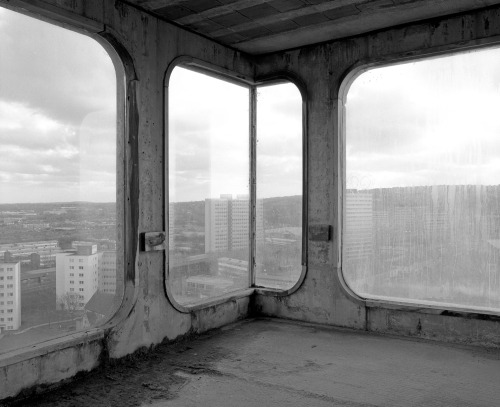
[344,47,500,312]
[255,83,303,290]
[168,67,250,306]
[0,8,119,354]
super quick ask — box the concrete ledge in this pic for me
[0,330,104,400]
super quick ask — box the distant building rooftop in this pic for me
[72,243,97,256]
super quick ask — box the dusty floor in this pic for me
[5,318,500,406]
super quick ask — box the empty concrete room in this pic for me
[1,0,500,406]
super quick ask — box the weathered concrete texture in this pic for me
[0,0,255,398]
[126,0,500,54]
[70,0,255,359]
[0,333,103,400]
[368,308,500,348]
[3,0,500,401]
[9,318,500,407]
[101,0,256,356]
[254,4,500,347]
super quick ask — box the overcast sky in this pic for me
[3,6,499,205]
[169,67,249,203]
[0,7,116,204]
[169,68,303,202]
[1,5,302,205]
[347,47,500,190]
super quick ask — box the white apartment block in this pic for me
[98,251,116,294]
[205,197,230,253]
[56,243,99,311]
[344,190,373,261]
[205,195,263,254]
[229,198,250,251]
[0,262,21,331]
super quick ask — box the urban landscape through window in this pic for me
[168,67,250,305]
[344,47,500,312]
[168,70,304,306]
[0,8,119,353]
[255,83,303,290]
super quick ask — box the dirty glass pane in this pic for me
[255,83,303,290]
[344,47,500,312]
[168,67,250,306]
[0,7,120,354]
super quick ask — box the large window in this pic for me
[168,67,250,306]
[255,83,303,290]
[0,8,121,354]
[343,46,500,313]
[168,67,304,307]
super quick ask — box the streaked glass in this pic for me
[344,47,500,312]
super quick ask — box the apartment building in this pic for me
[344,191,373,262]
[56,243,99,311]
[0,241,62,268]
[98,251,116,294]
[205,195,263,253]
[0,262,21,331]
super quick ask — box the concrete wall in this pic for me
[254,5,500,347]
[0,0,253,400]
[2,0,500,401]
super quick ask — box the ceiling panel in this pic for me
[127,0,500,54]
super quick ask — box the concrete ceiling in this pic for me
[128,0,500,54]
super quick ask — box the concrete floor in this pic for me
[10,318,500,407]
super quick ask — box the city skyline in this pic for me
[2,182,500,348]
[0,197,118,351]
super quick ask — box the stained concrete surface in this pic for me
[6,318,500,407]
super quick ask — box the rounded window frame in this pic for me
[253,72,309,298]
[164,60,309,312]
[337,41,500,318]
[164,56,255,313]
[0,3,137,361]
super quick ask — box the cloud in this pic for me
[167,71,305,201]
[168,67,251,202]
[168,70,305,202]
[0,7,117,203]
[0,8,116,126]
[256,83,303,198]
[346,46,500,189]
[0,100,78,151]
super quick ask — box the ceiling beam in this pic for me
[137,0,192,9]
[173,0,271,24]
[137,0,271,13]
[176,0,370,27]
[206,0,373,38]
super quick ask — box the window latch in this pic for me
[141,232,166,252]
